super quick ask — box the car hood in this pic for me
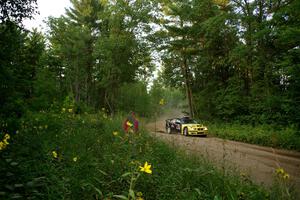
[183,124,205,127]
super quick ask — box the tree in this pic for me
[0,26,46,130]
[0,0,38,24]
[47,0,156,112]
[157,0,300,125]
[64,0,105,105]
[155,0,201,117]
[93,0,155,112]
[0,0,39,129]
[271,0,300,125]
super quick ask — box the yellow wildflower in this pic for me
[3,139,9,145]
[240,172,246,177]
[126,121,133,127]
[0,141,6,150]
[283,173,290,180]
[159,98,165,105]
[276,168,284,175]
[136,192,143,197]
[4,134,10,140]
[52,151,58,158]
[139,162,152,174]
[68,108,73,113]
[113,131,118,136]
[73,157,78,162]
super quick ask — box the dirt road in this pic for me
[145,112,300,191]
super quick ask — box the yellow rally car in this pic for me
[165,117,208,136]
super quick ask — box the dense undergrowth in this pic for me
[0,111,294,199]
[207,122,300,151]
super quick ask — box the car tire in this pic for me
[183,127,188,136]
[167,126,171,134]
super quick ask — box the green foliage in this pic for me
[0,23,45,130]
[156,0,300,128]
[208,122,300,151]
[114,81,184,118]
[116,82,151,117]
[0,112,273,199]
[0,0,38,24]
[149,80,184,116]
[271,168,296,200]
[0,23,25,122]
[213,79,245,122]
[45,0,155,111]
[30,68,57,110]
[0,17,35,125]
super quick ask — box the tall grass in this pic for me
[0,111,276,199]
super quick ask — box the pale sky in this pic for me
[24,0,72,31]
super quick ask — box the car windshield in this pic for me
[181,118,197,124]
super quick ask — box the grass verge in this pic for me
[207,122,300,151]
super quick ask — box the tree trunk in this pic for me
[183,56,194,118]
[86,37,94,106]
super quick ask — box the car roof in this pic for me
[167,117,193,121]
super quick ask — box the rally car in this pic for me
[165,117,208,136]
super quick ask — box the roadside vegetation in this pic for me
[0,110,275,200]
[207,122,300,151]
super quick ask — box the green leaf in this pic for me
[121,172,132,177]
[129,189,135,199]
[113,195,128,200]
[94,187,103,197]
[214,195,222,200]
[194,188,201,196]
[97,169,108,176]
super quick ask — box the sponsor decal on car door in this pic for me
[175,119,181,131]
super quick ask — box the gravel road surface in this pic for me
[146,112,300,192]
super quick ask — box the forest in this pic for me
[1,0,300,127]
[0,0,299,199]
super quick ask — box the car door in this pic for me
[175,119,181,133]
